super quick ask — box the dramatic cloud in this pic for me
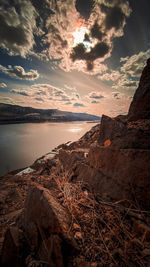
[0,0,131,74]
[0,82,7,88]
[70,42,110,70]
[97,70,121,82]
[11,83,81,105]
[0,0,38,57]
[106,72,139,90]
[120,49,150,77]
[88,91,105,99]
[46,0,131,73]
[97,58,141,90]
[75,0,94,20]
[0,65,39,80]
[99,50,150,91]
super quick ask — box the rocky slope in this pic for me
[0,60,150,266]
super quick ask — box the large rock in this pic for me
[89,146,150,208]
[23,183,77,266]
[128,58,150,121]
[98,115,150,149]
[98,115,127,146]
[1,184,78,266]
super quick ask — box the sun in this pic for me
[72,26,93,52]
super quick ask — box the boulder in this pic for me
[24,183,76,240]
[98,115,127,146]
[22,183,77,266]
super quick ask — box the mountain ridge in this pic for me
[0,103,100,124]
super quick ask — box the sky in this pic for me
[0,0,150,117]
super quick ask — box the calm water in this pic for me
[0,122,97,177]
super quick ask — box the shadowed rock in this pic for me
[128,58,150,121]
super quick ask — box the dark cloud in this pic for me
[75,0,94,19]
[91,100,99,104]
[0,0,37,56]
[71,42,110,67]
[87,61,94,71]
[87,42,110,61]
[71,43,86,61]
[30,0,53,30]
[0,15,28,45]
[90,22,103,40]
[74,102,85,107]
[104,6,125,30]
[0,65,39,80]
[84,33,91,42]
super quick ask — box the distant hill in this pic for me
[0,103,101,124]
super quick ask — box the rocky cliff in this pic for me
[0,60,150,266]
[128,58,150,121]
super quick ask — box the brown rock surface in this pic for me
[89,146,150,207]
[1,226,24,267]
[23,183,73,242]
[128,58,150,121]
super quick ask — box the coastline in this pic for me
[0,119,100,125]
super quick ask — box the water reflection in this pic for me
[0,122,97,176]
[68,126,82,133]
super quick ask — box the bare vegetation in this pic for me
[53,168,150,266]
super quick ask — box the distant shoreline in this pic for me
[0,120,100,125]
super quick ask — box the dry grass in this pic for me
[53,168,150,266]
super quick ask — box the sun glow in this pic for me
[73,26,93,52]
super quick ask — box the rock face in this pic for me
[87,59,150,207]
[89,146,150,207]
[128,58,150,121]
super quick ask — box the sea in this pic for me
[0,121,97,177]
